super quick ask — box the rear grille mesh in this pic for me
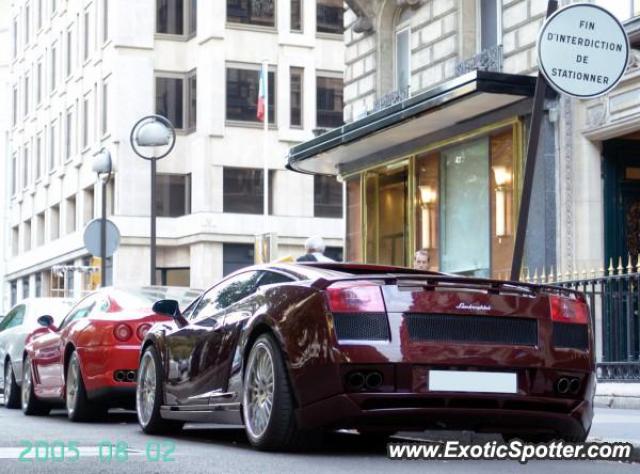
[405,313,538,346]
[332,313,390,341]
[552,322,588,350]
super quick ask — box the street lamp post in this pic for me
[92,148,113,286]
[129,115,176,285]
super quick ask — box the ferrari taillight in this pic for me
[326,281,385,313]
[549,295,589,324]
[136,323,151,340]
[114,323,133,341]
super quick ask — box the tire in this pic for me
[66,351,93,422]
[136,345,183,434]
[242,333,317,451]
[21,356,50,416]
[3,359,21,409]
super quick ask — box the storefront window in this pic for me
[346,177,362,262]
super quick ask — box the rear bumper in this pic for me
[76,345,141,392]
[296,392,593,438]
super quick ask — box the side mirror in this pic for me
[152,300,180,318]
[37,315,55,327]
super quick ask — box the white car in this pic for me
[0,298,74,408]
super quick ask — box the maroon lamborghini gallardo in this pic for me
[136,263,595,451]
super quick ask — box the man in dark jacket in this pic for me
[296,236,335,262]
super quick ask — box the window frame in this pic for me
[476,0,501,53]
[155,0,198,39]
[290,66,303,128]
[226,0,277,30]
[291,0,303,32]
[156,173,192,217]
[154,70,197,132]
[225,63,277,126]
[315,72,344,129]
[316,0,344,35]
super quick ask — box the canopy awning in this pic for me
[286,71,536,176]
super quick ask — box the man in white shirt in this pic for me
[296,236,335,262]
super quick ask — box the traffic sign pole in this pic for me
[510,0,558,281]
[101,178,107,286]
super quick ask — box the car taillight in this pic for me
[549,295,589,324]
[326,281,385,313]
[136,323,151,340]
[114,323,133,341]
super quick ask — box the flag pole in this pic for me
[262,61,269,238]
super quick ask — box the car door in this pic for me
[221,270,296,400]
[31,296,97,398]
[0,305,25,385]
[165,271,261,407]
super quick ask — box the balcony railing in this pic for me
[455,44,503,76]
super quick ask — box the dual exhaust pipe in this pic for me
[556,377,581,395]
[346,371,383,391]
[114,370,137,382]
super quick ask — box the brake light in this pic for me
[549,295,589,324]
[136,323,151,340]
[326,281,385,313]
[114,323,133,341]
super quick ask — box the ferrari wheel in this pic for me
[243,333,316,451]
[22,357,50,416]
[136,345,183,434]
[66,351,93,422]
[3,360,21,409]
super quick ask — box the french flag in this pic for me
[257,66,266,122]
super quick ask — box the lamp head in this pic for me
[135,120,172,147]
[92,149,112,175]
[419,185,436,206]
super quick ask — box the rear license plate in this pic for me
[428,370,517,394]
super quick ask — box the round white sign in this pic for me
[538,3,629,99]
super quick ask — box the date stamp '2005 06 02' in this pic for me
[16,440,176,463]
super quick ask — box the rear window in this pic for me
[111,287,202,311]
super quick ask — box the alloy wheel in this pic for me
[66,357,79,416]
[21,360,31,411]
[4,364,12,404]
[244,342,275,439]
[136,351,156,427]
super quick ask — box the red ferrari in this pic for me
[21,286,199,421]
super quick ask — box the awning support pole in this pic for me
[510,0,558,281]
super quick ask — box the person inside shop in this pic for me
[297,236,335,262]
[414,248,430,271]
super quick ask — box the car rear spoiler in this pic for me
[310,273,583,300]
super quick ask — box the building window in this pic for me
[12,227,19,256]
[223,167,268,214]
[316,75,343,128]
[51,0,57,15]
[83,187,94,224]
[155,71,197,130]
[102,82,108,135]
[35,273,42,297]
[10,281,17,306]
[102,0,109,42]
[37,0,43,30]
[227,0,275,27]
[156,0,197,36]
[25,3,31,45]
[223,243,254,276]
[395,27,410,92]
[23,147,30,189]
[82,97,89,147]
[325,246,343,262]
[156,174,191,217]
[65,108,74,160]
[24,74,30,116]
[314,175,343,218]
[290,67,303,127]
[36,61,42,104]
[24,220,32,252]
[316,0,343,34]
[12,153,17,195]
[226,66,275,124]
[83,10,91,61]
[49,120,57,170]
[479,0,499,52]
[23,277,30,299]
[291,0,302,31]
[12,86,17,126]
[12,18,18,58]
[36,212,45,246]
[66,29,73,77]
[156,267,190,286]
[50,43,57,92]
[36,133,42,179]
[66,195,77,234]
[50,204,60,240]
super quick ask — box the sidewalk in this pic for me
[595,383,640,409]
